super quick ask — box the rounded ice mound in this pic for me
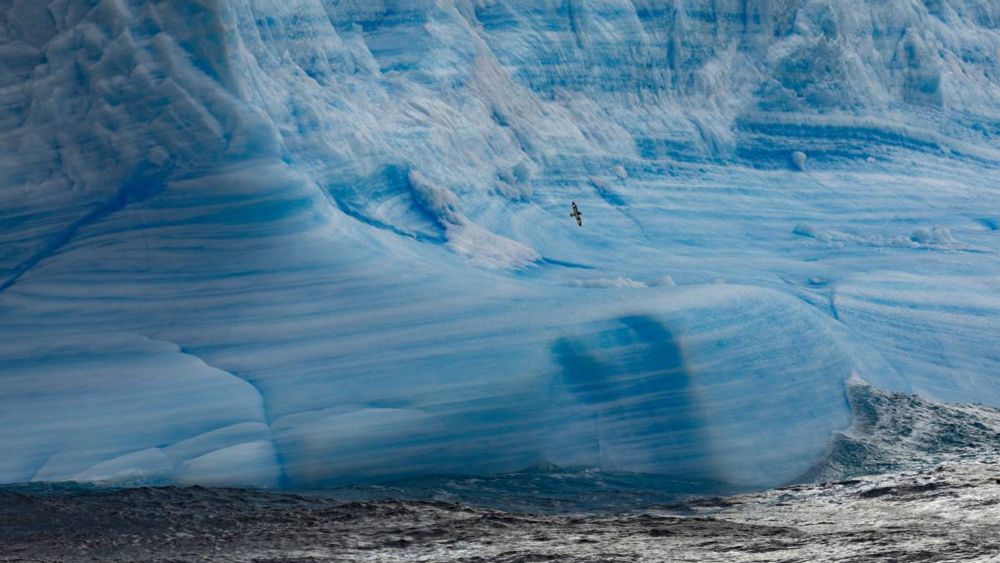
[791,151,808,171]
[545,284,888,488]
[910,226,956,245]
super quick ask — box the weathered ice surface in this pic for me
[1,0,999,488]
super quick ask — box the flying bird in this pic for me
[570,201,582,226]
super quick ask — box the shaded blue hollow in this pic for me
[551,315,715,479]
[326,165,448,243]
[539,286,879,488]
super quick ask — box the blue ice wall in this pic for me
[0,0,998,489]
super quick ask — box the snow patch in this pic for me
[795,224,975,250]
[910,226,956,245]
[565,276,646,288]
[409,170,540,268]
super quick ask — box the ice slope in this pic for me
[0,0,998,489]
[0,333,278,486]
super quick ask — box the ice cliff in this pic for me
[1,0,998,489]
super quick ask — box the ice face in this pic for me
[0,0,998,488]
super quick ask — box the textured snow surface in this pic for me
[1,0,999,488]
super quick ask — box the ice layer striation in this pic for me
[1,0,999,489]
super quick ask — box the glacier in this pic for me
[0,0,998,491]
